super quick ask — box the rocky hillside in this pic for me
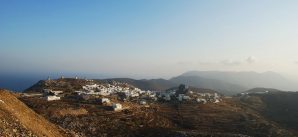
[20,79,298,137]
[20,94,295,137]
[0,89,68,137]
[239,89,298,135]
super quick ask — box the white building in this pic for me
[83,84,99,90]
[45,96,61,101]
[183,95,191,100]
[139,100,147,105]
[214,93,220,98]
[100,98,110,104]
[214,99,220,103]
[112,103,122,111]
[196,98,207,104]
[178,94,191,101]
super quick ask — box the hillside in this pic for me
[170,75,246,95]
[0,89,68,137]
[18,79,298,136]
[25,78,177,93]
[25,78,96,93]
[239,89,298,135]
[20,95,295,137]
[181,71,296,91]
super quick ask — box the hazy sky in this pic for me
[1,0,298,79]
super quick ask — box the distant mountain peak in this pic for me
[176,70,296,94]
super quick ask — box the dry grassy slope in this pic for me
[0,89,68,137]
[20,95,295,137]
[20,96,176,137]
[240,92,298,135]
[156,99,295,137]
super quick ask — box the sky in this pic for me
[1,0,298,79]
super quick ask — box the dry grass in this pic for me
[0,89,68,137]
[52,108,88,117]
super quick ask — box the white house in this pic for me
[148,93,156,98]
[183,95,191,100]
[214,99,220,103]
[214,93,220,99]
[178,94,191,101]
[112,103,122,111]
[196,98,207,104]
[82,84,99,90]
[45,96,61,101]
[100,98,110,104]
[139,100,147,105]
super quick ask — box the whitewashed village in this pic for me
[23,77,222,111]
[16,77,294,137]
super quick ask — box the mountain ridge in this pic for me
[179,70,296,91]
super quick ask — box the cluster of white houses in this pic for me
[75,84,157,100]
[157,90,221,104]
[42,83,222,110]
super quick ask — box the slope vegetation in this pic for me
[0,89,68,137]
[20,95,295,137]
[240,90,298,135]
